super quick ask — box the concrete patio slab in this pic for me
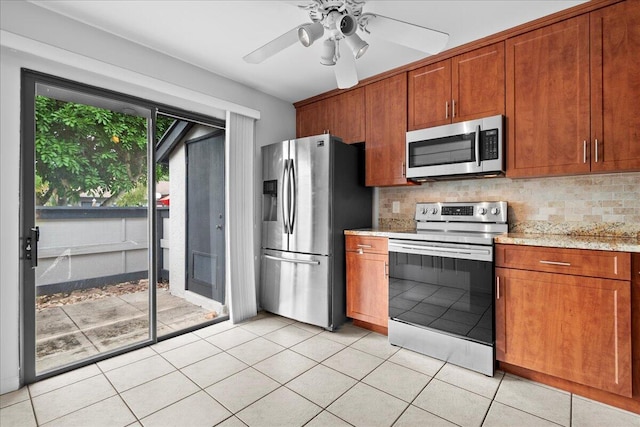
[35,286,222,371]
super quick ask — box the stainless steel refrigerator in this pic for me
[260,134,372,330]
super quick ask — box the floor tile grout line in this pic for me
[26,382,40,427]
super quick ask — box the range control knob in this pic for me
[430,208,438,215]
[477,207,487,215]
[490,207,500,215]
[421,207,428,215]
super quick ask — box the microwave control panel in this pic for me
[480,129,499,160]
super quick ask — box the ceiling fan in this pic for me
[243,0,449,89]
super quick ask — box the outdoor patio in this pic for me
[36,282,219,373]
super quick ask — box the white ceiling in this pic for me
[29,0,587,104]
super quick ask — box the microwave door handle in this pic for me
[475,125,481,167]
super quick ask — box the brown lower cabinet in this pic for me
[495,243,639,413]
[345,235,388,334]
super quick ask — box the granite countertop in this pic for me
[345,228,640,253]
[494,233,640,253]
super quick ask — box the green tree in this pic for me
[35,96,172,206]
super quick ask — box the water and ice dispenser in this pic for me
[262,180,278,221]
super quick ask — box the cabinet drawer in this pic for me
[346,235,388,254]
[495,244,630,280]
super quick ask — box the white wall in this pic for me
[0,1,295,393]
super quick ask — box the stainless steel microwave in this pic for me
[406,115,504,181]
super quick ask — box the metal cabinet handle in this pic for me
[595,139,599,163]
[496,276,500,300]
[539,260,571,267]
[385,262,389,278]
[445,101,449,119]
[583,140,587,164]
[452,99,456,118]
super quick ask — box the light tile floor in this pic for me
[2,311,639,427]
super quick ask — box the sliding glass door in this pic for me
[21,71,229,383]
[21,72,156,380]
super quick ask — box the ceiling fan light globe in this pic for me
[298,22,324,47]
[320,39,337,66]
[336,14,357,37]
[345,33,369,59]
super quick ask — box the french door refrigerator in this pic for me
[260,134,372,330]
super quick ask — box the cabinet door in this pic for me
[452,42,505,123]
[365,73,408,186]
[506,15,591,177]
[408,60,451,130]
[495,267,632,397]
[296,99,329,138]
[346,251,388,327]
[590,0,640,172]
[332,88,365,144]
[495,273,506,361]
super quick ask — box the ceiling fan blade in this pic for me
[334,50,358,89]
[362,14,449,54]
[243,26,301,64]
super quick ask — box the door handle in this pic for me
[475,125,481,167]
[264,254,320,265]
[216,224,223,230]
[282,160,290,234]
[25,226,39,268]
[289,160,296,233]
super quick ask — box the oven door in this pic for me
[387,239,494,346]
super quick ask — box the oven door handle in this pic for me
[389,242,491,257]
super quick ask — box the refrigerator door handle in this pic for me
[264,254,320,265]
[289,160,296,233]
[282,159,290,234]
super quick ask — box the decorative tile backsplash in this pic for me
[379,172,640,237]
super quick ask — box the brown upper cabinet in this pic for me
[296,87,365,144]
[296,98,328,139]
[365,73,409,186]
[590,1,640,173]
[507,1,640,177]
[408,42,505,131]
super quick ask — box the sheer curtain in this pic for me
[225,112,258,323]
